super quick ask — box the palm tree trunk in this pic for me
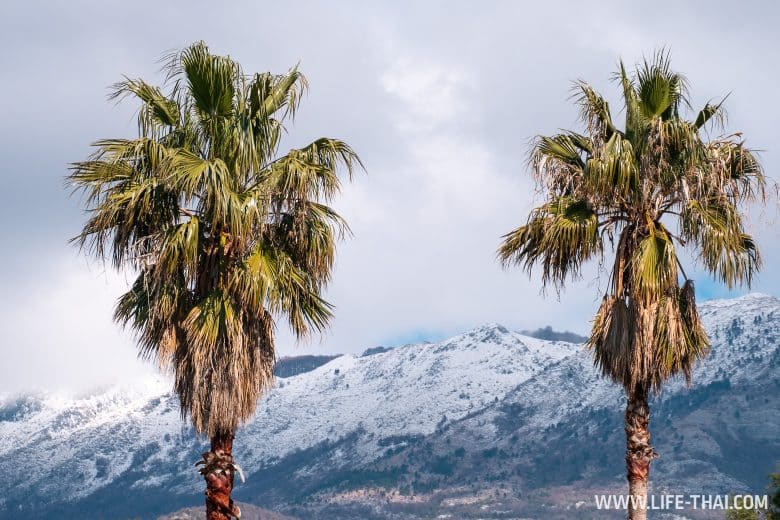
[625,385,654,520]
[204,431,241,520]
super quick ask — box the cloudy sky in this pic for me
[1,1,779,394]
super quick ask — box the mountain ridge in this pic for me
[1,293,778,519]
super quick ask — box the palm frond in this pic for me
[652,280,708,385]
[584,132,638,197]
[530,134,588,197]
[268,138,363,203]
[635,49,689,120]
[572,81,617,139]
[587,296,635,388]
[694,96,728,130]
[180,41,239,120]
[681,198,761,288]
[249,67,308,120]
[177,291,275,435]
[498,197,601,289]
[614,61,644,140]
[268,201,350,287]
[706,141,766,204]
[110,77,181,132]
[631,222,678,301]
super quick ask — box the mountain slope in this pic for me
[0,294,778,519]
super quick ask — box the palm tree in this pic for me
[68,42,361,520]
[498,52,765,520]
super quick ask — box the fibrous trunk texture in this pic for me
[625,386,654,520]
[202,431,241,520]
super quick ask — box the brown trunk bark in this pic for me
[203,431,241,520]
[625,386,655,520]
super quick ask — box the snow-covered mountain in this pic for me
[1,294,778,519]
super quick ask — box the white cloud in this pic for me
[0,254,156,395]
[381,57,469,132]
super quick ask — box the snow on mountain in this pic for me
[251,323,578,463]
[0,323,578,503]
[0,293,778,519]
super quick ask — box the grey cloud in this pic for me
[1,1,779,393]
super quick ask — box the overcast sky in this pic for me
[1,1,779,395]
